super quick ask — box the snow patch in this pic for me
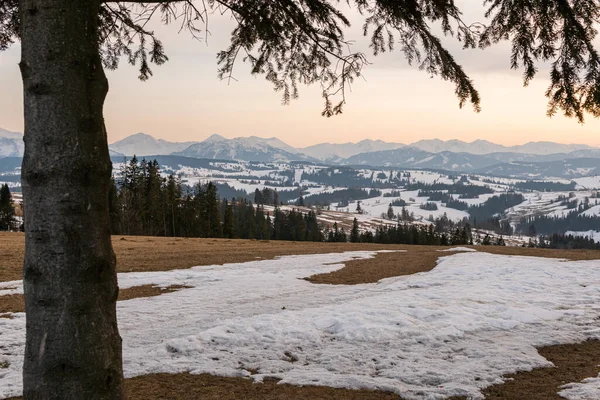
[1,252,600,399]
[439,247,477,252]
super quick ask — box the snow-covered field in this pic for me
[2,251,600,399]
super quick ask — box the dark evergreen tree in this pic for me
[482,234,492,246]
[205,182,221,238]
[528,224,537,238]
[297,192,305,207]
[254,188,263,205]
[0,184,15,231]
[350,218,360,243]
[222,200,235,239]
[387,204,395,220]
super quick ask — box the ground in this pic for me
[1,232,599,399]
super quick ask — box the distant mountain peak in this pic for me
[0,128,23,140]
[174,136,316,163]
[128,132,153,138]
[109,132,197,156]
[203,134,227,142]
[301,139,404,161]
[409,138,595,155]
[0,128,24,157]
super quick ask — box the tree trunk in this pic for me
[19,0,124,398]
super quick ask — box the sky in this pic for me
[1,2,599,148]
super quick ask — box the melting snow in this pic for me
[1,252,600,399]
[438,247,477,252]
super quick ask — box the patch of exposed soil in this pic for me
[451,340,600,400]
[0,233,425,283]
[118,284,191,301]
[0,294,24,314]
[306,249,457,285]
[9,340,600,400]
[0,284,191,315]
[3,233,599,284]
[123,373,401,400]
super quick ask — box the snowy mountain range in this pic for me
[2,127,600,176]
[299,140,404,162]
[172,134,318,163]
[103,133,600,173]
[109,132,196,156]
[105,133,598,162]
[0,128,24,158]
[409,139,594,155]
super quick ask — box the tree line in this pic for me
[355,222,474,246]
[109,157,324,242]
[109,158,485,246]
[525,233,600,250]
[0,184,16,231]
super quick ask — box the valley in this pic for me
[2,129,600,246]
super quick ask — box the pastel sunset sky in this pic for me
[1,1,599,148]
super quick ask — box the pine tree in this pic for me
[297,191,305,207]
[205,182,221,237]
[528,224,537,238]
[222,200,235,239]
[254,188,263,205]
[350,218,360,243]
[482,234,492,246]
[387,204,395,220]
[165,175,182,237]
[0,184,15,231]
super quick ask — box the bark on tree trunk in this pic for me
[19,0,124,398]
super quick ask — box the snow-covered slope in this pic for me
[344,147,498,171]
[301,139,404,162]
[410,139,506,155]
[175,135,317,163]
[258,136,300,154]
[0,128,24,158]
[0,128,22,140]
[410,139,595,155]
[107,132,599,168]
[109,133,197,156]
[477,158,600,179]
[515,141,594,155]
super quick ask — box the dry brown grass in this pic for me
[0,233,25,283]
[307,248,459,285]
[307,245,600,285]
[1,232,432,283]
[3,232,599,285]
[8,340,600,400]
[470,245,600,261]
[123,374,401,400]
[8,374,400,400]
[2,232,600,399]
[0,284,191,314]
[0,294,24,314]
[118,284,192,301]
[451,340,600,400]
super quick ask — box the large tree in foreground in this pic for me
[1,0,600,398]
